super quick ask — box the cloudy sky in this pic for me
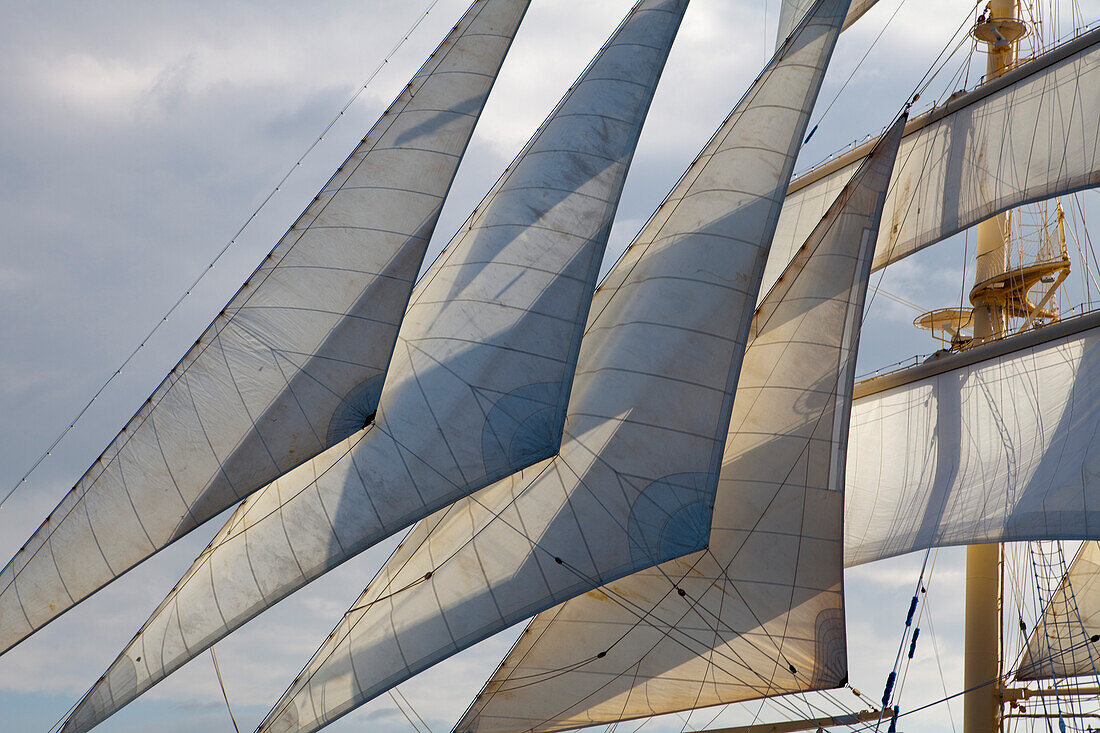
[1,0,1098,731]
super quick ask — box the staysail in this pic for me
[845,312,1100,566]
[256,2,851,731]
[1017,541,1100,680]
[766,26,1100,298]
[0,0,530,655]
[454,112,906,733]
[60,2,689,730]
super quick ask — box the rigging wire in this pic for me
[395,686,434,732]
[210,646,241,733]
[907,1,984,103]
[0,0,447,515]
[388,685,434,733]
[867,285,927,313]
[388,691,427,733]
[808,0,910,133]
[872,550,931,731]
[887,630,1100,726]
[892,551,939,707]
[920,581,959,733]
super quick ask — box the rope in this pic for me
[0,0,446,515]
[921,587,959,733]
[210,646,241,733]
[388,691,425,733]
[388,686,434,733]
[395,686,433,732]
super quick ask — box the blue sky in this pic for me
[1,0,1097,731]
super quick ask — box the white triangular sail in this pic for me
[256,3,851,731]
[454,112,906,733]
[775,0,878,45]
[845,312,1100,566]
[1017,542,1100,680]
[0,0,530,656]
[60,3,689,731]
[766,26,1100,298]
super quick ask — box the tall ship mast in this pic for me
[2,1,1100,732]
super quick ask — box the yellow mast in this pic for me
[964,2,1023,731]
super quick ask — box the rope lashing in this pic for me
[907,628,921,660]
[905,594,918,627]
[881,671,896,709]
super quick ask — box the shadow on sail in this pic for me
[254,3,853,731]
[846,315,1100,565]
[454,109,908,733]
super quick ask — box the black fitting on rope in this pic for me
[907,628,920,660]
[554,557,563,564]
[882,671,896,708]
[905,595,918,627]
[677,588,687,597]
[1091,634,1100,643]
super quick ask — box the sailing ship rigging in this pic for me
[3,0,1100,731]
